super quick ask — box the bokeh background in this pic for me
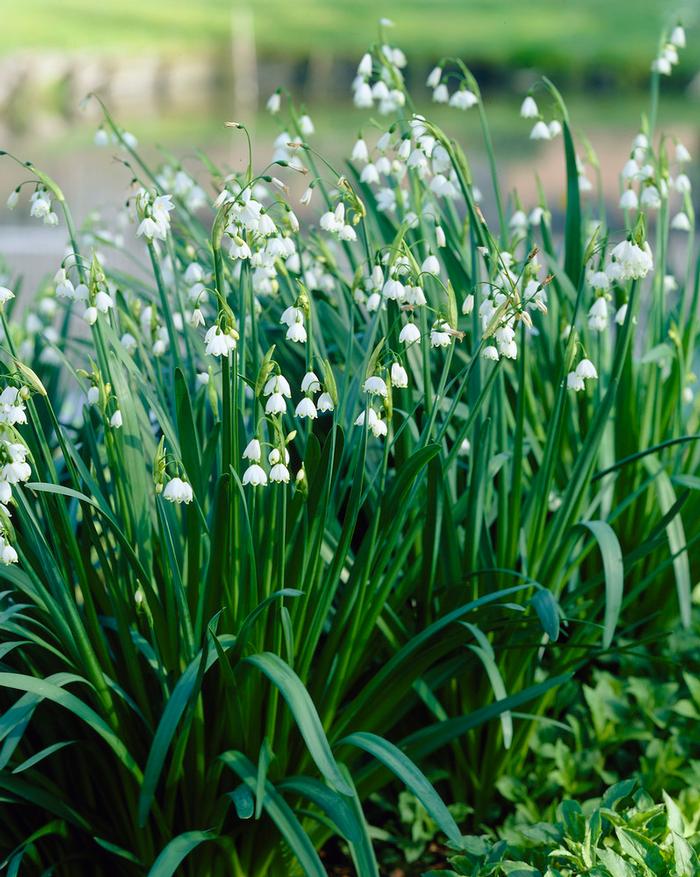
[1,0,699,284]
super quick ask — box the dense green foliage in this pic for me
[0,18,697,877]
[431,781,700,877]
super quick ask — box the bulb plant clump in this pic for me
[0,17,697,877]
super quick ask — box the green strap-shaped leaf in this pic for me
[402,673,571,760]
[221,751,327,877]
[339,731,461,844]
[530,589,560,641]
[12,740,74,774]
[138,594,301,825]
[147,831,213,877]
[280,769,380,877]
[245,653,352,796]
[228,784,254,820]
[467,644,512,749]
[644,460,691,627]
[279,776,359,843]
[255,738,275,819]
[579,520,624,649]
[336,584,532,735]
[0,674,141,780]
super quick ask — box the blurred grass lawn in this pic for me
[3,0,693,76]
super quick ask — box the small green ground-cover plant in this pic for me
[0,17,697,877]
[429,781,700,876]
[358,623,700,872]
[496,621,700,831]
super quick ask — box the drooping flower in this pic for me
[382,277,405,301]
[671,212,691,232]
[567,371,585,391]
[265,393,287,416]
[640,185,661,210]
[426,66,442,89]
[0,536,17,565]
[205,325,237,357]
[95,290,114,313]
[575,358,598,380]
[280,306,304,327]
[286,319,307,343]
[242,464,267,486]
[520,96,538,118]
[588,297,608,332]
[269,463,291,483]
[317,392,335,413]
[670,24,686,48]
[243,439,262,462]
[449,89,478,110]
[619,189,639,210]
[354,407,387,438]
[399,322,421,345]
[421,255,440,275]
[390,362,408,388]
[301,372,321,393]
[263,375,292,398]
[675,142,691,163]
[83,307,98,326]
[351,138,369,163]
[295,397,318,419]
[530,121,551,141]
[363,376,388,397]
[609,239,653,280]
[432,84,449,104]
[430,321,452,348]
[163,477,194,504]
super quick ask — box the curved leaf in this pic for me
[467,644,512,749]
[138,635,233,825]
[644,460,691,627]
[579,520,624,649]
[12,740,74,774]
[530,589,560,641]
[245,652,352,796]
[147,831,213,877]
[229,784,254,820]
[339,731,461,844]
[0,673,141,780]
[221,751,327,877]
[280,770,380,877]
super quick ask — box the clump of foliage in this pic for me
[497,623,700,831]
[0,17,697,877]
[432,781,700,877]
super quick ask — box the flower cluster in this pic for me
[0,386,32,565]
[651,24,686,75]
[428,65,478,110]
[567,358,598,392]
[520,96,562,141]
[352,34,407,114]
[134,189,175,242]
[0,18,682,534]
[241,442,296,487]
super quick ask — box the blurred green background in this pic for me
[3,0,698,78]
[0,0,698,283]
